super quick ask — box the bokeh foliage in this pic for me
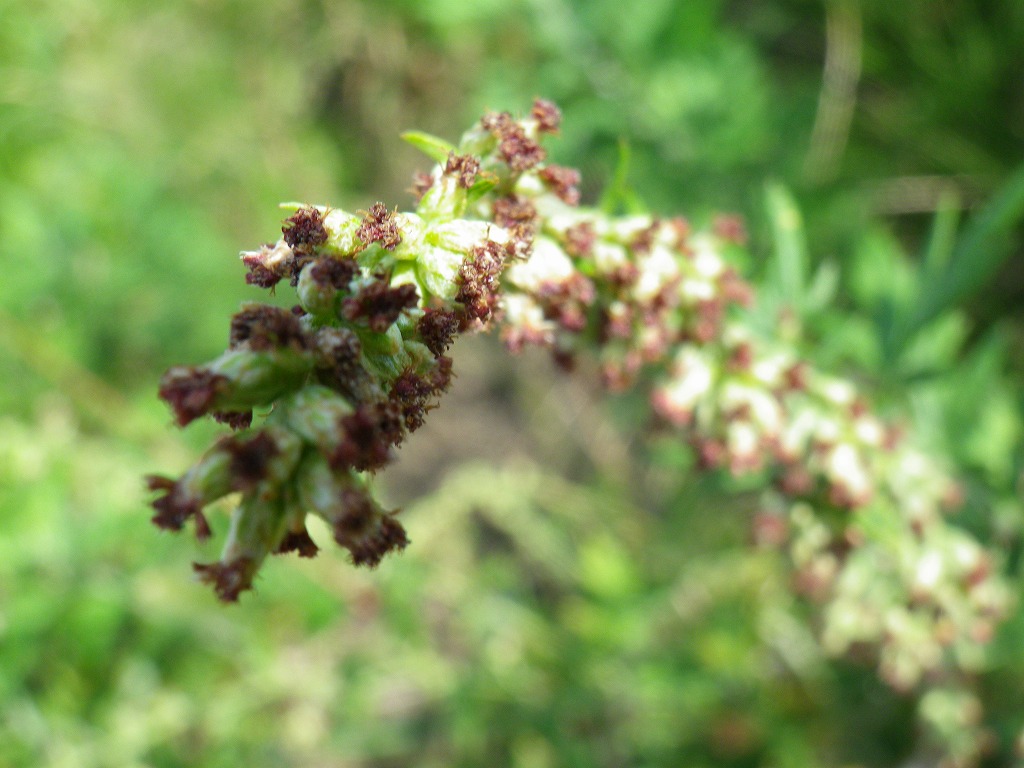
[0,0,1022,766]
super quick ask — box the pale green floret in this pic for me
[390,262,428,311]
[322,209,363,256]
[417,174,466,221]
[416,244,465,300]
[361,324,412,381]
[389,213,426,260]
[505,235,575,292]
[296,261,344,317]
[218,496,288,572]
[255,427,305,490]
[273,386,354,448]
[295,450,349,521]
[208,347,314,408]
[456,125,498,158]
[178,444,236,506]
[428,219,508,254]
[402,339,438,371]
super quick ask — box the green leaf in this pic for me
[899,163,1024,344]
[803,258,840,314]
[599,139,647,215]
[764,182,808,311]
[465,175,498,205]
[921,188,961,282]
[400,130,456,164]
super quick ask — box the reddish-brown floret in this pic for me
[538,165,581,205]
[417,308,460,357]
[712,214,748,246]
[457,240,509,324]
[229,305,310,351]
[342,279,419,332]
[222,431,281,491]
[329,491,408,567]
[530,99,562,133]
[159,367,230,426]
[282,207,328,253]
[492,195,538,246]
[444,152,481,188]
[276,527,320,558]
[308,256,359,290]
[212,410,254,430]
[345,514,409,568]
[535,274,596,333]
[411,171,434,202]
[193,558,257,602]
[147,475,209,538]
[356,202,402,250]
[481,111,546,172]
[242,249,283,289]
[562,221,596,258]
[389,359,453,432]
[629,220,661,255]
[332,401,406,471]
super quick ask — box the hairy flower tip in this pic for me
[229,305,310,351]
[159,367,230,426]
[481,111,546,172]
[531,98,562,133]
[342,279,419,332]
[539,165,581,205]
[276,526,320,558]
[193,557,257,602]
[147,475,210,539]
[332,492,409,567]
[221,431,281,491]
[444,152,481,188]
[417,308,460,357]
[282,207,328,253]
[356,202,402,250]
[456,239,509,324]
[331,401,405,471]
[212,410,254,430]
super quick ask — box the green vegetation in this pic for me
[1,1,1022,766]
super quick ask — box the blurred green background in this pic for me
[2,1,1023,765]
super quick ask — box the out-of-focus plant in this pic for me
[149,101,1019,764]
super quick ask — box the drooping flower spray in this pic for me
[150,101,1007,712]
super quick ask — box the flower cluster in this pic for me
[151,101,1008,711]
[485,157,1010,694]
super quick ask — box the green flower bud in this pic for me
[206,346,315,411]
[273,385,354,450]
[360,324,413,381]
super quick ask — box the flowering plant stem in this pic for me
[150,101,1007,742]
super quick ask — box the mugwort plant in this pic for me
[149,101,1008,724]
